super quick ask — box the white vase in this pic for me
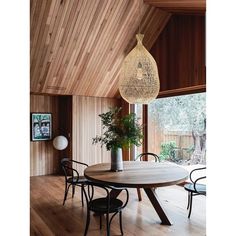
[110,148,123,171]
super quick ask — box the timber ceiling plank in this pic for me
[30,0,171,97]
[81,0,134,96]
[71,0,125,95]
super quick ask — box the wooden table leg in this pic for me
[144,188,172,225]
[137,188,142,201]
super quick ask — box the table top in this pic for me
[84,161,189,188]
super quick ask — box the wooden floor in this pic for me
[30,175,206,236]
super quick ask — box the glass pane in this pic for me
[134,104,143,158]
[148,93,206,166]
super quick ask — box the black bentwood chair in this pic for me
[83,182,129,236]
[184,166,206,218]
[61,158,89,206]
[135,152,160,201]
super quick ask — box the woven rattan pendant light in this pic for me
[119,34,160,104]
[119,1,160,104]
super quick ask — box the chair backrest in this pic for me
[83,182,129,213]
[189,166,206,194]
[61,158,88,180]
[135,152,160,162]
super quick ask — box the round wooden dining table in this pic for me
[84,161,188,225]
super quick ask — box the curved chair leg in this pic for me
[91,185,94,198]
[72,185,75,198]
[187,192,190,209]
[119,211,123,235]
[100,214,102,229]
[107,212,119,236]
[137,188,142,201]
[84,210,90,236]
[106,212,110,236]
[87,185,94,199]
[63,183,69,205]
[188,192,193,218]
[81,185,84,206]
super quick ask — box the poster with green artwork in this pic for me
[31,113,52,141]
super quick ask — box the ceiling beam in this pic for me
[144,0,206,13]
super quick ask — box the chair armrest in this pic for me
[107,185,129,209]
[63,165,80,180]
[193,176,206,194]
[189,166,206,183]
[71,160,89,167]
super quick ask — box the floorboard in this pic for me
[30,175,206,236]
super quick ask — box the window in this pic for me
[134,104,143,158]
[148,93,206,166]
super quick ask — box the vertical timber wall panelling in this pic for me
[121,99,131,161]
[30,95,59,176]
[72,96,121,173]
[58,96,72,162]
[150,15,206,93]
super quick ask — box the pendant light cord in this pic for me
[138,0,141,34]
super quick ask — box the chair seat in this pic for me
[184,183,206,194]
[67,176,87,184]
[89,198,123,213]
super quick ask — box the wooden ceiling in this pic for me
[30,0,205,98]
[144,0,206,13]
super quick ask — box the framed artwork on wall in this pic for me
[31,113,52,141]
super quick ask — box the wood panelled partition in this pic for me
[30,95,72,176]
[72,96,121,172]
[31,95,121,176]
[151,15,206,96]
[57,96,72,164]
[30,95,59,176]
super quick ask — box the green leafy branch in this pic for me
[92,107,143,151]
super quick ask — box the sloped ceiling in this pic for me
[30,0,171,97]
[30,0,205,98]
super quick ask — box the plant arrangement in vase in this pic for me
[92,107,143,171]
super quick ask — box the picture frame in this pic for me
[31,112,52,141]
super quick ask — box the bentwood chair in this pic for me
[135,152,160,201]
[83,182,129,236]
[184,166,206,218]
[61,158,88,206]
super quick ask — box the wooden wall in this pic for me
[30,95,121,176]
[30,95,72,176]
[57,96,72,164]
[150,15,206,97]
[30,95,59,176]
[72,96,121,172]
